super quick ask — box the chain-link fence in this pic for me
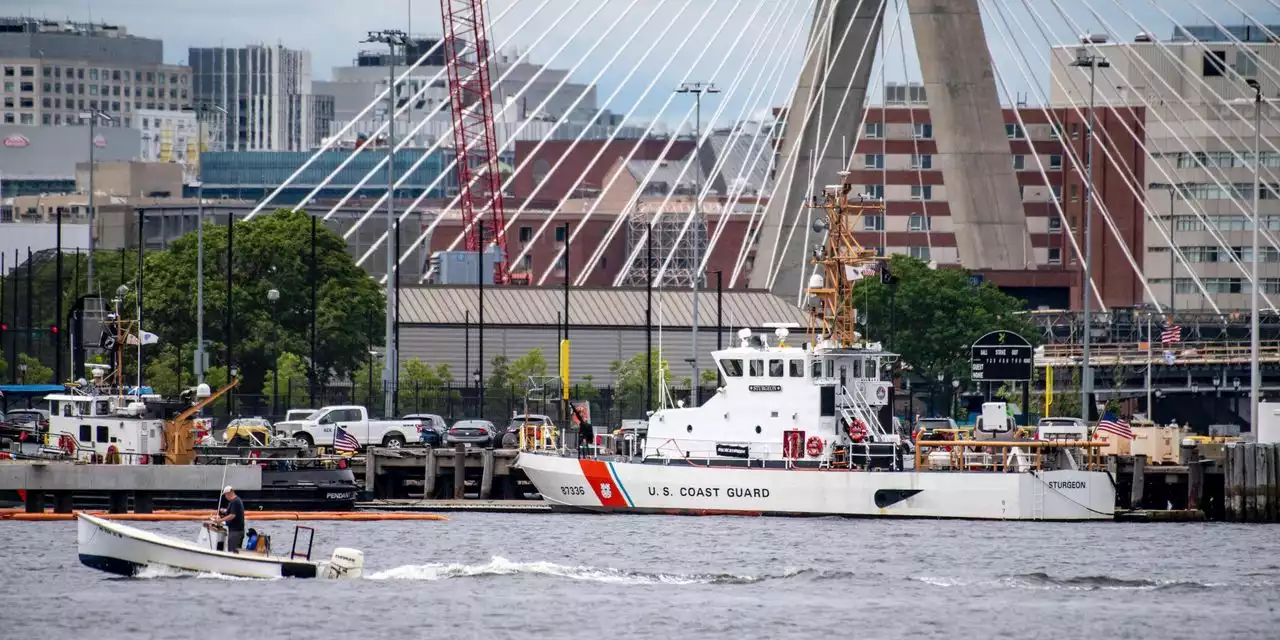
[211,378,721,428]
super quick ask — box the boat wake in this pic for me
[366,556,852,585]
[915,572,1223,591]
[128,564,276,581]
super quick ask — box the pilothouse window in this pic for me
[723,359,744,377]
[768,360,784,377]
[789,360,805,377]
[811,360,822,379]
[95,426,109,443]
[749,360,764,377]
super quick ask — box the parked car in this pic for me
[6,409,50,429]
[499,414,556,448]
[275,405,423,449]
[446,419,498,447]
[405,413,447,446]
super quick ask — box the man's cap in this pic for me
[222,485,234,494]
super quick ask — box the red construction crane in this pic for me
[440,0,510,283]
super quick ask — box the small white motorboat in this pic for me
[76,513,364,579]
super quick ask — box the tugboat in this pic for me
[516,181,1115,520]
[6,298,357,511]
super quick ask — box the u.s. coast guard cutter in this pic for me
[516,182,1114,520]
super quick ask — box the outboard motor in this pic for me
[324,548,365,579]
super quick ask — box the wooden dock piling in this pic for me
[1130,455,1147,509]
[1225,444,1239,521]
[480,449,494,499]
[1257,444,1271,522]
[1187,459,1204,513]
[453,444,466,500]
[1244,444,1258,522]
[424,447,437,499]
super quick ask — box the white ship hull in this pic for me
[76,513,338,578]
[516,453,1115,521]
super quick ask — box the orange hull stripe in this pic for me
[578,459,629,507]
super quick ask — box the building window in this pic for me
[1005,123,1024,139]
[519,226,533,242]
[1237,50,1259,78]
[2,67,11,77]
[41,97,50,108]
[1069,183,1079,202]
[18,113,32,124]
[910,154,932,169]
[863,215,884,231]
[1048,247,1062,264]
[910,185,933,200]
[89,69,99,81]
[1048,216,1062,232]
[864,153,884,169]
[41,114,50,125]
[2,113,11,124]
[1070,122,1079,138]
[1203,50,1228,77]
[19,82,32,92]
[1052,184,1063,201]
[112,70,121,81]
[1049,154,1063,169]
[909,215,932,231]
[863,184,884,199]
[19,97,32,108]
[864,122,884,138]
[19,66,33,77]
[2,81,10,92]
[913,123,933,139]
[1012,154,1025,170]
[555,226,567,242]
[89,85,98,96]
[908,246,931,261]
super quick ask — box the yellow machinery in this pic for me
[164,380,239,464]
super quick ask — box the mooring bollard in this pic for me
[480,449,494,500]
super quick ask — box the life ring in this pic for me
[105,445,121,465]
[847,419,867,443]
[806,435,824,457]
[58,434,76,455]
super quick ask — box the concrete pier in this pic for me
[355,447,527,501]
[0,463,262,513]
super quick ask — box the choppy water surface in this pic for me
[3,514,1278,639]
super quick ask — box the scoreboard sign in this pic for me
[969,330,1033,382]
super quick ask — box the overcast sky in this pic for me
[9,0,1279,128]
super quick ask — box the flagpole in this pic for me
[1145,313,1152,421]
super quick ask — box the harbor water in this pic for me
[3,513,1278,639]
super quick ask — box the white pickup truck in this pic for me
[275,405,423,449]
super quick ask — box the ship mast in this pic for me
[805,181,885,348]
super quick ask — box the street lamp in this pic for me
[363,28,410,420]
[184,104,228,385]
[1247,78,1264,433]
[18,362,27,385]
[1148,182,1178,311]
[473,370,483,418]
[81,109,114,294]
[268,288,280,418]
[675,81,719,397]
[1069,47,1110,425]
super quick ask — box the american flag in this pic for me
[1161,325,1182,344]
[1097,412,1134,440]
[334,427,360,453]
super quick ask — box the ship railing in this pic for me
[198,455,354,471]
[913,438,1109,473]
[840,387,886,437]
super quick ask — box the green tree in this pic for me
[509,348,549,383]
[16,353,52,384]
[144,208,384,397]
[397,358,459,414]
[0,353,7,382]
[610,349,672,417]
[264,351,311,411]
[851,255,1038,384]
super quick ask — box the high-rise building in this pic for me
[188,44,327,152]
[1050,26,1280,312]
[0,17,191,128]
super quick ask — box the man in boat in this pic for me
[214,485,246,553]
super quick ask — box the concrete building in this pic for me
[1050,27,1280,311]
[188,44,326,152]
[315,42,603,148]
[0,123,139,196]
[0,17,191,128]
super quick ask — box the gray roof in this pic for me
[399,286,807,328]
[708,130,773,196]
